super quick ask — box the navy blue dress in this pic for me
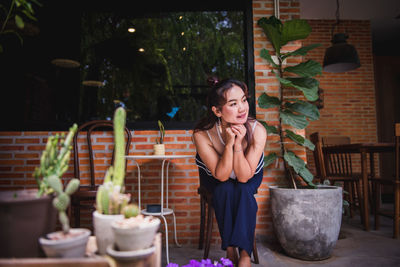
[196,153,264,256]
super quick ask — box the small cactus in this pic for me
[33,124,78,197]
[48,170,80,234]
[122,204,140,218]
[96,107,133,215]
[33,123,80,234]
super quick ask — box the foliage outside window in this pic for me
[80,11,246,124]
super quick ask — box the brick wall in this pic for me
[0,0,378,248]
[303,20,377,173]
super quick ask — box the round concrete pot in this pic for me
[0,189,57,258]
[93,211,124,255]
[270,185,342,261]
[39,228,91,258]
[111,216,160,251]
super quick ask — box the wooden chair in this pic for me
[310,132,363,219]
[197,185,259,264]
[371,123,400,238]
[70,120,132,227]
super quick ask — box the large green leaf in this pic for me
[285,129,315,150]
[264,152,278,168]
[257,17,282,53]
[280,110,309,129]
[284,151,315,187]
[260,49,278,68]
[286,77,319,101]
[298,167,315,187]
[285,100,320,121]
[259,121,278,134]
[284,60,322,77]
[280,19,311,46]
[258,93,280,109]
[281,44,322,60]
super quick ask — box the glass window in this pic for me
[0,1,254,130]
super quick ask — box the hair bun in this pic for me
[207,76,219,87]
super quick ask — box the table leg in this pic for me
[160,215,169,264]
[361,149,370,231]
[133,161,141,210]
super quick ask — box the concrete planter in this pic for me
[39,228,91,258]
[270,185,342,260]
[93,211,124,255]
[111,216,160,251]
[0,189,57,258]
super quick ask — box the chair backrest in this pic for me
[395,123,400,183]
[310,132,327,183]
[73,120,132,189]
[321,135,353,177]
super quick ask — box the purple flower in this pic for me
[170,257,233,267]
[220,257,234,267]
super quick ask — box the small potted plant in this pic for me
[153,120,165,155]
[39,175,91,258]
[93,107,132,255]
[110,204,160,252]
[0,123,77,258]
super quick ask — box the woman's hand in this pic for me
[230,124,246,144]
[225,127,236,147]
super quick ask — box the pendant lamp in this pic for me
[323,0,361,73]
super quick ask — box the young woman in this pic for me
[193,78,266,267]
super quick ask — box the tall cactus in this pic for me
[96,107,131,215]
[33,124,78,197]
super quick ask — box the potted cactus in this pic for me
[153,120,165,155]
[38,175,91,258]
[0,123,78,258]
[110,204,160,252]
[93,107,132,255]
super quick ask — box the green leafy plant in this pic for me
[33,124,78,197]
[96,107,131,214]
[156,120,165,144]
[0,0,42,53]
[257,16,322,189]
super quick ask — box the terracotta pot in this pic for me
[93,211,124,255]
[39,228,91,258]
[0,189,57,258]
[153,144,165,155]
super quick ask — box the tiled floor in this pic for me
[162,212,400,267]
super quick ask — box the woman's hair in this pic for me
[193,77,255,146]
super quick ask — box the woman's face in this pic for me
[213,85,249,125]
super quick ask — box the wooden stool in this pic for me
[197,186,259,264]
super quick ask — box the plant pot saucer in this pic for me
[106,244,155,261]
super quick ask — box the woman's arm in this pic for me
[193,131,234,181]
[232,123,266,183]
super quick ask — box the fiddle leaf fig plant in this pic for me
[257,16,322,188]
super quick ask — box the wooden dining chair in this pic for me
[70,120,132,227]
[371,123,400,238]
[310,132,363,219]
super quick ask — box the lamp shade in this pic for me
[323,33,360,73]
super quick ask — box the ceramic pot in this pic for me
[93,211,124,255]
[0,189,57,258]
[270,185,342,260]
[111,216,160,251]
[39,228,91,258]
[153,144,165,155]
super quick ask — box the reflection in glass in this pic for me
[80,11,245,123]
